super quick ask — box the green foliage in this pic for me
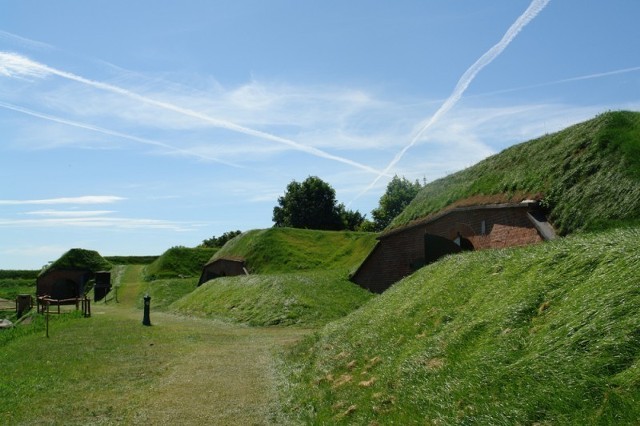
[371,175,423,231]
[392,111,640,235]
[171,270,374,327]
[199,230,243,248]
[0,270,37,300]
[144,246,217,280]
[0,270,39,280]
[337,205,366,231]
[40,248,112,276]
[208,227,378,274]
[104,255,159,265]
[0,278,35,300]
[279,227,640,424]
[273,176,364,231]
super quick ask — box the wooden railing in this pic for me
[37,296,91,317]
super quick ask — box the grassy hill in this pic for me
[279,225,640,424]
[392,111,640,235]
[171,270,374,327]
[171,228,377,326]
[208,227,378,275]
[40,248,112,275]
[144,246,217,280]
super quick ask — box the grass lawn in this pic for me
[0,265,309,425]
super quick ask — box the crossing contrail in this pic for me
[0,51,385,176]
[354,0,551,201]
[0,101,242,168]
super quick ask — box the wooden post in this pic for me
[45,299,50,338]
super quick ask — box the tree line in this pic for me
[201,175,423,247]
[273,175,423,232]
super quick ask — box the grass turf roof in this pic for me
[40,248,112,276]
[391,111,640,235]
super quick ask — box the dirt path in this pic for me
[93,266,309,425]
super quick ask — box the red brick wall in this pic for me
[352,206,544,293]
[423,207,543,249]
[352,225,425,293]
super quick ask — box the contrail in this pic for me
[0,101,242,168]
[0,51,385,176]
[0,30,53,50]
[471,65,640,98]
[354,0,551,201]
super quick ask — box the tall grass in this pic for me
[0,276,36,300]
[144,246,217,280]
[210,227,378,274]
[139,277,199,310]
[171,270,375,327]
[279,227,640,424]
[392,111,640,235]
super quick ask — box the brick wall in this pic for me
[352,205,545,293]
[351,225,425,293]
[199,258,247,285]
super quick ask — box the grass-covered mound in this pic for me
[141,277,199,311]
[145,246,217,280]
[171,270,375,327]
[392,111,640,235]
[40,248,112,275]
[208,227,378,274]
[280,226,640,424]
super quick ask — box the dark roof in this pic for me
[380,201,538,240]
[204,256,245,267]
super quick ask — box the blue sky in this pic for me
[1,0,639,269]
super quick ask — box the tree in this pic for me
[273,176,363,231]
[371,175,423,231]
[200,230,242,248]
[337,203,366,231]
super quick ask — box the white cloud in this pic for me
[25,210,115,217]
[0,51,51,79]
[0,51,383,175]
[0,101,242,167]
[0,195,125,205]
[0,216,196,231]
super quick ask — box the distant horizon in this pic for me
[2,1,640,269]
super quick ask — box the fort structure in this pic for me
[351,201,555,293]
[198,256,249,286]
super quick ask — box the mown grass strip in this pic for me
[1,270,309,425]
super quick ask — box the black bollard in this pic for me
[142,294,151,326]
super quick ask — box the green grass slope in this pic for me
[280,226,640,424]
[171,270,374,327]
[208,227,378,274]
[392,111,640,235]
[144,246,217,280]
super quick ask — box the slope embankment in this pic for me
[392,111,640,235]
[281,226,640,424]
